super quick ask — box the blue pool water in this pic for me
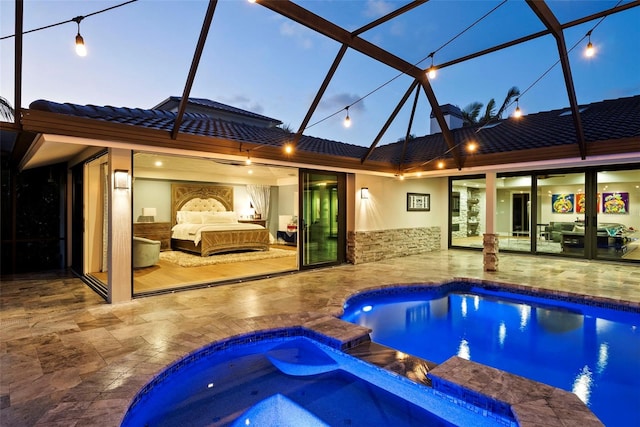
[121,334,505,426]
[341,284,640,427]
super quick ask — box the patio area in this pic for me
[1,249,639,426]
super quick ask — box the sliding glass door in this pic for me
[450,166,638,263]
[536,171,586,257]
[595,168,640,261]
[300,170,346,268]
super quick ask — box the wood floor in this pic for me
[91,245,298,293]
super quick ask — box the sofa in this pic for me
[545,222,626,242]
[133,236,161,268]
[546,222,576,242]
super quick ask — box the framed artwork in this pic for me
[407,193,430,211]
[602,192,629,214]
[575,193,601,213]
[551,193,574,213]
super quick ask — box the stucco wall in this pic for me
[349,174,448,263]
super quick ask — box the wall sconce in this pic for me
[360,187,370,199]
[114,169,130,190]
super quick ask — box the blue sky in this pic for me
[1,0,639,147]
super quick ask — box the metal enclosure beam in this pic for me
[257,0,461,169]
[171,0,218,140]
[526,0,586,159]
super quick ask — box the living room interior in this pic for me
[451,170,639,260]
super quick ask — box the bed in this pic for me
[170,184,269,257]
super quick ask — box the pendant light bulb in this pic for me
[75,33,87,56]
[73,16,87,57]
[513,98,522,118]
[585,41,595,58]
[437,160,445,169]
[585,31,595,58]
[427,53,436,79]
[245,153,252,165]
[343,107,351,128]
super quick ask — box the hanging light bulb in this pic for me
[427,53,436,80]
[466,141,478,152]
[513,98,522,118]
[283,144,293,154]
[245,152,252,165]
[437,160,445,169]
[72,16,87,57]
[343,106,351,128]
[585,31,595,58]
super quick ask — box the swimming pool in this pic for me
[341,282,640,427]
[121,331,507,426]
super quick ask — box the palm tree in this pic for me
[461,86,520,127]
[0,96,14,122]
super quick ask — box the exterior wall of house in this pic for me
[348,174,448,264]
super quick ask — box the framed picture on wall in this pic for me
[551,193,574,213]
[576,193,601,213]
[407,193,430,211]
[602,192,629,214]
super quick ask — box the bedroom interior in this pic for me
[87,152,303,294]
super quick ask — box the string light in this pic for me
[72,16,86,57]
[343,107,351,128]
[245,151,252,165]
[437,160,445,169]
[585,30,595,57]
[466,141,478,152]
[283,144,293,154]
[427,53,436,80]
[513,98,522,118]
[303,1,508,132]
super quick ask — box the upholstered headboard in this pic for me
[171,183,234,226]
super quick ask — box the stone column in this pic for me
[483,233,499,271]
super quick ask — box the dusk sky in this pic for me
[1,0,639,147]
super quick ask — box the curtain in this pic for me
[247,184,270,222]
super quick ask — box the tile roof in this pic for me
[28,99,369,159]
[154,96,283,126]
[28,95,640,166]
[370,95,640,164]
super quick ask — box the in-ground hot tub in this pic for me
[121,330,510,426]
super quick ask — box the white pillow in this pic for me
[177,211,203,224]
[215,211,238,223]
[200,211,238,224]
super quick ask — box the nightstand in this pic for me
[133,222,171,250]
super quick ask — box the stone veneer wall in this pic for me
[347,227,441,264]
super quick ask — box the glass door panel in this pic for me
[497,176,532,252]
[450,177,486,249]
[536,172,585,256]
[301,170,344,267]
[595,169,640,261]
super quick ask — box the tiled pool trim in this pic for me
[340,279,640,314]
[429,357,603,427]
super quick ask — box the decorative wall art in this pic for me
[575,193,601,213]
[407,193,430,211]
[551,193,574,213]
[602,192,629,214]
